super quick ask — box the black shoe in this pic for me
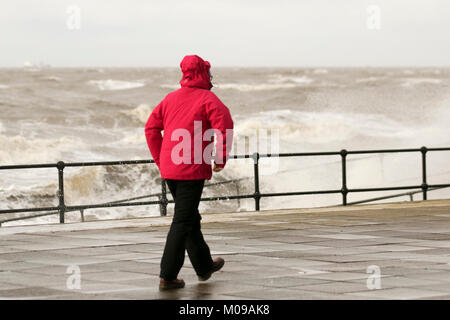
[159,278,185,290]
[198,257,225,281]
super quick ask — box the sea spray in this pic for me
[1,67,449,226]
[87,79,145,91]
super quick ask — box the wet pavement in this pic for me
[1,199,450,300]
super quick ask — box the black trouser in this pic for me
[160,179,214,281]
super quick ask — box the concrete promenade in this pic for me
[1,199,450,300]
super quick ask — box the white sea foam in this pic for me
[121,104,153,123]
[161,75,315,92]
[213,75,314,91]
[268,75,314,84]
[0,134,84,165]
[88,79,145,91]
[289,76,314,84]
[356,77,383,83]
[234,109,414,146]
[402,70,415,75]
[42,76,62,82]
[118,132,147,145]
[1,163,163,226]
[401,78,442,87]
[1,67,449,226]
[312,68,328,74]
[214,83,298,91]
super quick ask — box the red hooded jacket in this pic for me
[145,55,234,180]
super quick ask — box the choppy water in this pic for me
[1,67,450,226]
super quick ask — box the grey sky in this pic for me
[1,0,449,67]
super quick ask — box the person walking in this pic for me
[145,55,234,290]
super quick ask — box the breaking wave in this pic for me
[41,76,62,82]
[0,134,84,165]
[356,77,384,83]
[161,76,315,92]
[401,78,442,87]
[88,79,145,91]
[120,104,153,124]
[1,67,449,226]
[234,109,414,145]
[311,68,328,74]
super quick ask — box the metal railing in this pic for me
[1,146,449,226]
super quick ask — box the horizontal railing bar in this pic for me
[0,163,57,170]
[347,148,421,154]
[428,183,450,188]
[260,152,341,157]
[206,179,246,186]
[349,185,422,193]
[65,160,154,167]
[0,211,59,224]
[348,194,411,206]
[106,193,161,204]
[66,201,162,211]
[0,206,59,215]
[427,148,450,152]
[347,186,450,206]
[199,195,257,202]
[230,154,251,159]
[0,160,154,170]
[199,190,342,202]
[260,190,341,197]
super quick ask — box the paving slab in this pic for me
[238,276,331,288]
[47,280,143,294]
[78,271,153,282]
[399,270,450,282]
[414,283,450,294]
[356,276,443,289]
[289,281,370,294]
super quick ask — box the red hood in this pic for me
[179,55,213,90]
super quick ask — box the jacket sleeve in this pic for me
[205,94,234,168]
[145,102,164,168]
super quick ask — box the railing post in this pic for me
[159,179,168,216]
[421,146,428,200]
[235,181,241,209]
[341,149,348,206]
[57,161,66,223]
[252,152,261,211]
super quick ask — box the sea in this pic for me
[1,67,449,226]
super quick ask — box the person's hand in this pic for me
[213,163,223,172]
